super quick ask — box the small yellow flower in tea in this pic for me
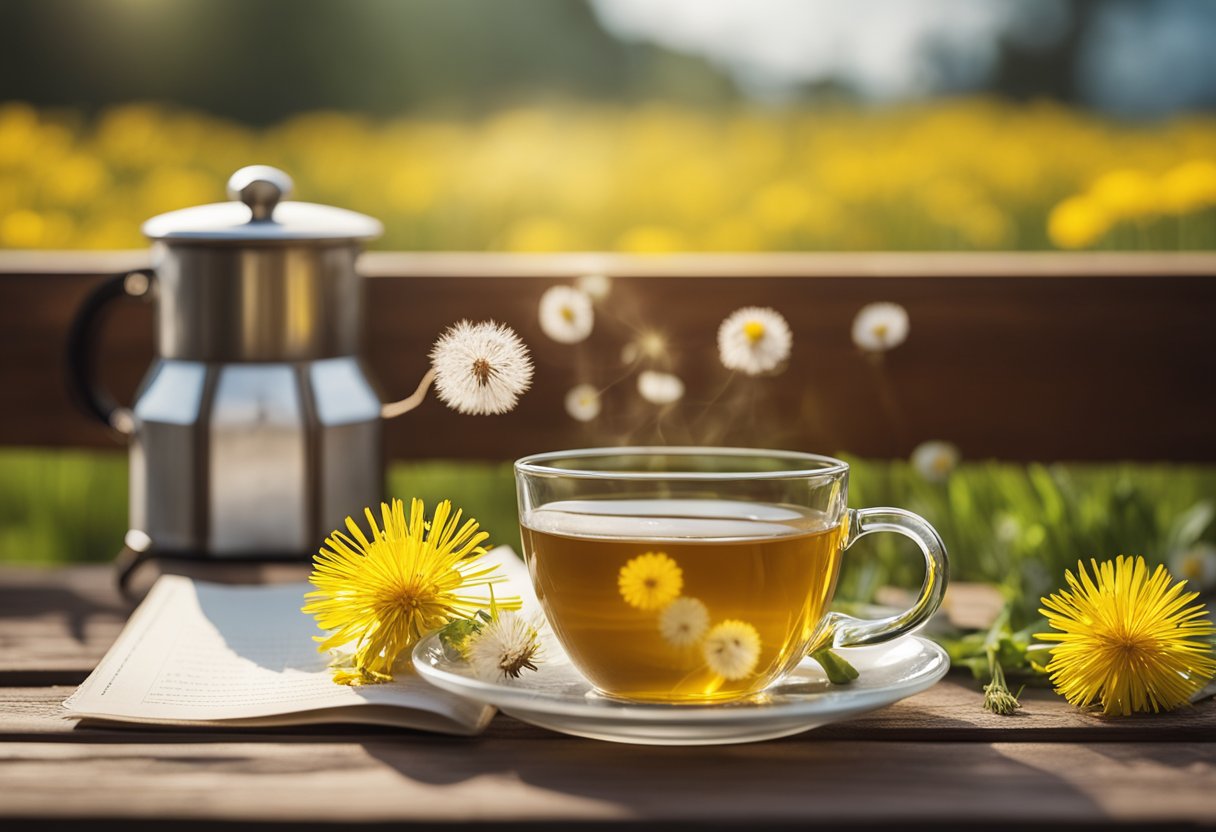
[659,597,710,648]
[303,498,520,684]
[618,551,683,611]
[1038,556,1216,716]
[703,619,762,680]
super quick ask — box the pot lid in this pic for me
[141,165,383,243]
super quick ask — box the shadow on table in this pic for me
[360,729,1110,827]
[0,581,127,644]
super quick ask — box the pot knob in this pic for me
[227,165,294,221]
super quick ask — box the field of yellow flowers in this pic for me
[1,98,1214,251]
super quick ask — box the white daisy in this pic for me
[430,320,533,415]
[465,611,543,682]
[659,597,710,648]
[637,370,684,405]
[539,285,594,344]
[702,619,761,680]
[564,384,601,422]
[575,273,612,301]
[717,306,792,375]
[852,302,910,352]
[1169,543,1216,592]
[621,331,668,365]
[911,440,961,483]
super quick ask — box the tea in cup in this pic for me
[515,448,948,704]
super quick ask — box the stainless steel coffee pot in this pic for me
[67,166,385,567]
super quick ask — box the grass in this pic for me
[3,449,1213,625]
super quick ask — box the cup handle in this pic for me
[822,507,949,648]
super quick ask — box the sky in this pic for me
[590,0,1216,115]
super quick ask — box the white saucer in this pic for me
[412,631,949,745]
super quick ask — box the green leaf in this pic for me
[811,649,859,684]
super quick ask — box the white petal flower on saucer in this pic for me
[717,306,792,375]
[659,597,710,648]
[575,273,612,301]
[637,370,684,405]
[852,302,909,352]
[539,285,594,344]
[466,611,543,682]
[702,619,761,680]
[1169,543,1216,592]
[911,440,961,483]
[564,384,602,422]
[430,320,534,415]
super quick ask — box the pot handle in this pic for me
[65,269,155,436]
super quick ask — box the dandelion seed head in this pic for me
[430,320,533,415]
[911,440,961,483]
[1169,543,1216,593]
[659,597,710,648]
[702,619,762,680]
[718,306,792,375]
[564,384,602,422]
[539,285,594,344]
[466,611,543,682]
[575,273,612,301]
[852,302,909,352]
[637,370,684,405]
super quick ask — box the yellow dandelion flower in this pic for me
[1047,196,1109,250]
[303,498,520,684]
[702,620,762,680]
[618,552,683,611]
[1038,556,1216,716]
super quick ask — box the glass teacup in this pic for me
[515,447,948,704]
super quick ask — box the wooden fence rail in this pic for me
[1,251,1213,462]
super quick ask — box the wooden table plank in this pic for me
[0,563,310,685]
[0,738,1211,829]
[2,685,1213,745]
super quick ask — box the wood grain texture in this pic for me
[0,737,1211,829]
[1,252,1214,461]
[2,684,1213,744]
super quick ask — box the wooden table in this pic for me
[2,564,1214,831]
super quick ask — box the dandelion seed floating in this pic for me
[852,302,909,353]
[717,306,792,375]
[1169,543,1216,593]
[1038,556,1216,716]
[621,330,668,365]
[430,320,533,415]
[564,384,602,422]
[637,370,684,405]
[911,440,961,483]
[539,285,594,344]
[575,273,612,302]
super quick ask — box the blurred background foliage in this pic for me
[1,0,1215,252]
[2,99,1214,252]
